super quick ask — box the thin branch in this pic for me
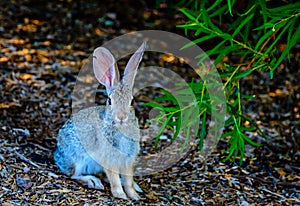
[15,150,40,168]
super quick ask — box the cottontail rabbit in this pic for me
[54,42,146,200]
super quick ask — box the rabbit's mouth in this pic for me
[115,115,129,124]
[112,118,129,126]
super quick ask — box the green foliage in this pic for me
[145,1,299,164]
[177,0,300,75]
[143,80,209,150]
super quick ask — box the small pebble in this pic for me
[23,167,30,173]
[16,176,32,189]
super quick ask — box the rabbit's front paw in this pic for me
[112,188,128,200]
[125,188,140,200]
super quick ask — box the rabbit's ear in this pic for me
[93,47,120,93]
[123,42,146,89]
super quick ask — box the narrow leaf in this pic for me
[154,114,173,148]
[233,13,254,38]
[273,22,300,70]
[178,8,197,21]
[233,69,254,80]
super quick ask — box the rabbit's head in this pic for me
[93,42,146,125]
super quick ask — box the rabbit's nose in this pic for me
[115,115,129,124]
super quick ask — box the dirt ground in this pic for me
[0,1,299,205]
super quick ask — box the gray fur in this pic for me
[54,42,146,200]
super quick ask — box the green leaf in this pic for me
[242,133,262,147]
[181,34,216,50]
[142,102,164,109]
[232,13,254,38]
[255,22,274,30]
[242,94,256,100]
[272,21,300,70]
[207,0,222,12]
[221,131,234,138]
[199,111,207,151]
[181,126,191,152]
[200,4,222,33]
[177,23,201,30]
[214,44,240,65]
[254,29,274,51]
[238,136,245,165]
[181,105,196,128]
[286,19,296,61]
[155,89,178,103]
[240,126,256,132]
[154,114,173,148]
[178,8,197,21]
[241,19,251,42]
[262,20,293,67]
[171,117,181,142]
[267,2,300,12]
[220,33,233,42]
[223,136,237,162]
[269,70,274,79]
[227,0,234,16]
[196,40,227,62]
[240,114,266,139]
[233,69,254,80]
[210,4,228,18]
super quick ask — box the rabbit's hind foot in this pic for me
[71,175,104,190]
[133,181,143,193]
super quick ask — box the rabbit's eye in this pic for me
[130,97,134,105]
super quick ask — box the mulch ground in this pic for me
[0,1,299,205]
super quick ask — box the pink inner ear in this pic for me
[104,65,114,87]
[93,47,119,89]
[95,66,113,88]
[123,42,146,89]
